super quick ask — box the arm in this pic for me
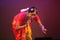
[35,15,44,30]
[35,15,47,34]
[16,24,27,30]
[12,18,27,30]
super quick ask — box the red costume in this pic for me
[12,12,41,40]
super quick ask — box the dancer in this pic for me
[12,6,47,40]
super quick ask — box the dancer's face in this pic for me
[27,9,37,18]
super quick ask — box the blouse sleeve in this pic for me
[35,15,42,26]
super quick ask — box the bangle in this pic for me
[42,25,45,30]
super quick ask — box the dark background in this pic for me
[0,0,60,40]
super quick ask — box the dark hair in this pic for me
[28,6,37,13]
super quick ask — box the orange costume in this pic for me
[12,12,41,40]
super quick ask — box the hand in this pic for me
[24,24,28,27]
[27,20,31,24]
[42,28,47,35]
